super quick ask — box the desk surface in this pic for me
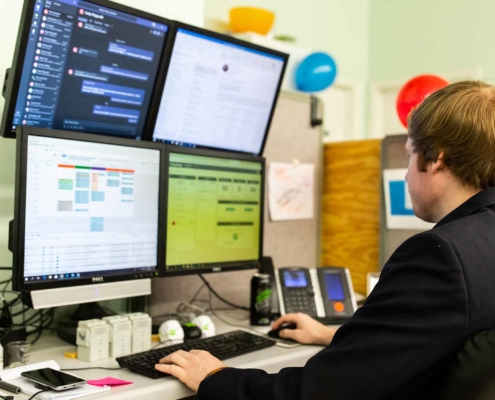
[17,311,325,400]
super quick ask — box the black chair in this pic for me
[439,330,495,400]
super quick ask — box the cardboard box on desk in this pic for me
[102,315,132,358]
[76,319,110,362]
[123,313,152,353]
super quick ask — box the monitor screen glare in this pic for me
[153,28,285,154]
[11,0,168,139]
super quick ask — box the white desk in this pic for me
[18,312,325,400]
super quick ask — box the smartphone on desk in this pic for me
[275,267,358,324]
[21,368,86,391]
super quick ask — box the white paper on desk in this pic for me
[9,377,110,400]
[0,360,110,400]
[0,360,60,380]
[268,162,315,221]
[383,169,435,231]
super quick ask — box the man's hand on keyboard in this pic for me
[272,313,337,345]
[155,349,226,392]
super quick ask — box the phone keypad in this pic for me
[285,289,317,315]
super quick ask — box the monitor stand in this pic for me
[56,302,110,345]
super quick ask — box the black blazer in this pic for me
[198,187,495,400]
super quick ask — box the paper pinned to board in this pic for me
[9,378,110,400]
[383,168,435,230]
[268,162,315,221]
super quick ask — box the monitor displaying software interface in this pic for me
[23,135,160,284]
[9,0,168,139]
[152,28,286,154]
[166,152,262,272]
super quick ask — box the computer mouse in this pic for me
[267,322,297,339]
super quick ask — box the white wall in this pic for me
[205,1,370,141]
[369,0,492,83]
[368,0,493,138]
[113,0,204,26]
[205,0,370,84]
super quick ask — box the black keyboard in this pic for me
[116,330,276,379]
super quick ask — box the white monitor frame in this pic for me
[30,279,151,309]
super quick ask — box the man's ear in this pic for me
[430,151,445,173]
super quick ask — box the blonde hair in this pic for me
[408,80,495,190]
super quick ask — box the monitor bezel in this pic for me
[12,126,167,292]
[162,145,265,277]
[0,0,174,139]
[144,21,289,156]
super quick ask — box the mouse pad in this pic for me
[275,340,302,348]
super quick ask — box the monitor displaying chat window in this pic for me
[165,150,264,274]
[151,26,287,155]
[2,0,169,139]
[21,133,161,285]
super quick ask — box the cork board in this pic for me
[321,140,382,295]
[150,91,323,316]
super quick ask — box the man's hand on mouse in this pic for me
[272,313,337,345]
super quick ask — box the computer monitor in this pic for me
[12,127,165,309]
[1,0,172,139]
[164,146,264,276]
[148,23,288,155]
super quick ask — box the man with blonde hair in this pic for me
[157,81,495,399]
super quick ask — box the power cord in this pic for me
[0,297,13,342]
[206,289,275,339]
[60,367,123,372]
[0,276,55,342]
[27,386,51,400]
[198,274,249,311]
[1,280,11,299]
[189,283,206,305]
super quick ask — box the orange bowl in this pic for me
[229,7,275,35]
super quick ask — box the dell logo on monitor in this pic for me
[92,277,104,283]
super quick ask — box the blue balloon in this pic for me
[295,52,337,93]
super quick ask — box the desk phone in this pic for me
[275,267,357,323]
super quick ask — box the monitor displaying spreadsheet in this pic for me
[22,132,160,283]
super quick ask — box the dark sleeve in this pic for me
[198,367,303,400]
[199,231,469,400]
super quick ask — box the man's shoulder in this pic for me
[389,207,495,274]
[405,206,495,246]
[433,206,495,242]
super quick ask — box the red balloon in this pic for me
[396,75,449,128]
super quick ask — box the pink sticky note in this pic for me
[87,377,133,387]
